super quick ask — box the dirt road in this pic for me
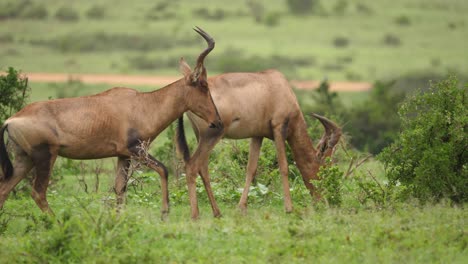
[24,72,372,92]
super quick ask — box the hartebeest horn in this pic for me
[311,113,342,160]
[191,26,215,84]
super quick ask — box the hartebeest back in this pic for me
[0,27,222,218]
[177,69,341,219]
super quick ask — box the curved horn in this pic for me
[311,113,342,160]
[192,26,215,82]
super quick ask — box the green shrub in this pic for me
[263,11,281,27]
[312,159,344,207]
[395,15,411,26]
[345,81,404,154]
[0,67,30,124]
[193,8,226,21]
[86,5,105,20]
[333,0,349,15]
[55,6,80,22]
[383,33,401,46]
[333,36,350,48]
[379,76,467,203]
[286,0,318,16]
[309,79,345,117]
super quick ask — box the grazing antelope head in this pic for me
[176,69,342,219]
[0,27,222,219]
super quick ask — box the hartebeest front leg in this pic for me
[126,149,170,219]
[115,157,131,209]
[185,131,223,219]
[143,155,169,219]
[238,137,263,213]
[273,125,293,213]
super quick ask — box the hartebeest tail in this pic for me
[176,117,191,163]
[0,125,13,180]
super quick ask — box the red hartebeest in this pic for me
[177,70,341,219]
[0,27,222,218]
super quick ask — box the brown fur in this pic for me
[177,69,341,219]
[0,28,223,219]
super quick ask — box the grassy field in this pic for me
[1,0,467,82]
[0,170,466,263]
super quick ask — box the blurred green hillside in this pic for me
[1,0,467,82]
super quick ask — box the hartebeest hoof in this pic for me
[160,210,169,221]
[237,203,248,215]
[213,211,222,218]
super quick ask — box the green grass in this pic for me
[0,191,466,263]
[1,0,467,81]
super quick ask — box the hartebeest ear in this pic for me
[179,57,192,79]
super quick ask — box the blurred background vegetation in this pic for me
[0,0,466,81]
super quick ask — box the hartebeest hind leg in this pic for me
[0,142,33,209]
[273,124,293,213]
[30,144,58,214]
[238,137,263,213]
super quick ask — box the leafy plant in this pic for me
[312,159,344,207]
[379,76,467,203]
[0,67,30,124]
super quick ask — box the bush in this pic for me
[263,11,281,27]
[55,6,79,22]
[333,36,350,48]
[193,8,226,21]
[0,67,30,124]
[86,5,105,20]
[383,33,401,46]
[312,159,344,207]
[309,79,345,116]
[379,76,467,203]
[286,0,318,16]
[345,81,404,154]
[395,15,411,26]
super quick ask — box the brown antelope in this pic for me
[0,27,222,218]
[177,70,341,219]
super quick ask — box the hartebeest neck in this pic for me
[139,80,189,137]
[287,113,320,193]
